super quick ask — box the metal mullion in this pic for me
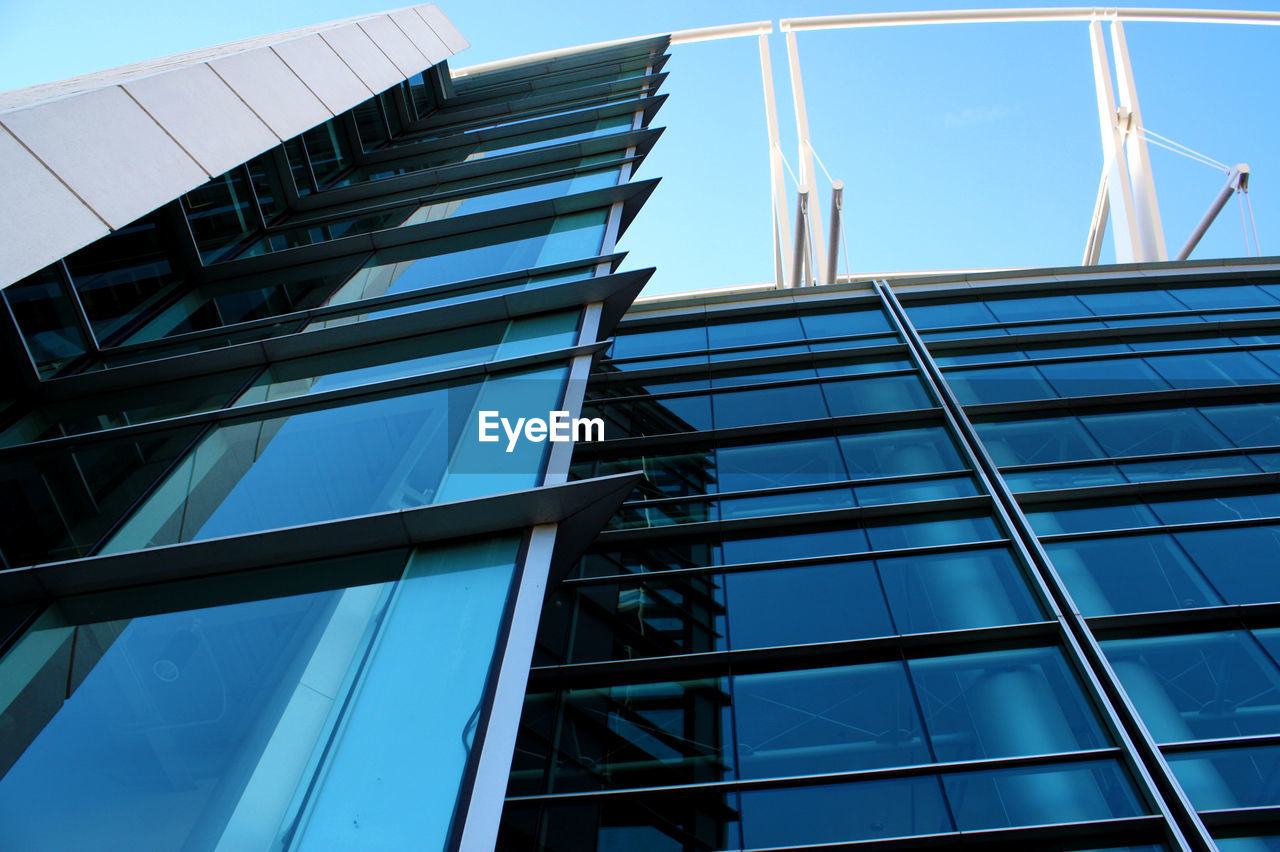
[927,314,1280,355]
[595,495,993,545]
[917,303,1280,343]
[575,407,946,455]
[1161,733,1280,755]
[505,746,1121,803]
[1014,470,1280,505]
[1088,602,1280,640]
[54,260,101,356]
[944,339,1280,372]
[964,382,1280,420]
[565,537,1014,588]
[1039,514,1280,544]
[877,280,1215,852]
[594,367,919,407]
[619,468,973,509]
[1002,443,1280,474]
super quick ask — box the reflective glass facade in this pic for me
[0,26,668,851]
[500,268,1280,852]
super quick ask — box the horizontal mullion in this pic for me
[565,537,1015,587]
[504,744,1117,803]
[571,407,947,455]
[1013,470,1280,505]
[916,303,1280,339]
[594,495,993,545]
[1036,514,1280,544]
[1086,601,1280,640]
[942,339,1280,372]
[1000,443,1280,474]
[588,367,920,406]
[620,468,974,509]
[963,382,1280,419]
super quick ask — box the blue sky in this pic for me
[2,1,1277,295]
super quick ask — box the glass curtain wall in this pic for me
[501,269,1280,851]
[0,35,670,852]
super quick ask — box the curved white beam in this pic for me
[781,7,1280,32]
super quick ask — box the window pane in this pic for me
[734,662,927,778]
[909,647,1108,762]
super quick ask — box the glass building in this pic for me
[2,6,1280,852]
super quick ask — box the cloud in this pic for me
[942,105,1011,128]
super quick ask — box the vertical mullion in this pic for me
[875,279,1213,852]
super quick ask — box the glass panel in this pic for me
[1104,631,1280,743]
[822,374,932,416]
[1148,351,1279,389]
[799,307,893,339]
[0,537,518,852]
[1026,500,1159,535]
[948,365,1055,405]
[985,294,1093,323]
[712,383,828,429]
[1081,408,1231,458]
[325,211,607,305]
[905,300,997,329]
[1038,358,1169,398]
[838,426,965,477]
[610,324,708,360]
[1170,284,1279,310]
[734,662,928,778]
[3,266,89,378]
[1045,535,1225,616]
[548,678,733,792]
[878,547,1041,633]
[103,366,566,551]
[976,416,1104,466]
[1077,288,1186,316]
[739,775,950,848]
[722,560,893,649]
[1200,402,1280,448]
[942,760,1145,829]
[910,647,1108,762]
[1168,745,1280,811]
[707,315,803,350]
[716,437,846,493]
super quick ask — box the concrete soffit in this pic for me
[0,4,469,290]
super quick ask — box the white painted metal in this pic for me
[781,7,1280,31]
[1083,165,1110,265]
[1175,164,1249,260]
[786,31,827,286]
[791,186,810,288]
[1089,20,1143,263]
[2,86,209,230]
[826,180,844,285]
[0,4,466,290]
[272,34,374,115]
[452,20,772,78]
[758,34,792,289]
[123,64,279,177]
[0,126,110,285]
[457,523,559,852]
[1110,20,1168,260]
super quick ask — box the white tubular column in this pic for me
[1089,19,1143,263]
[1111,20,1167,260]
[785,30,827,285]
[826,179,844,284]
[1083,165,1110,265]
[759,34,793,289]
